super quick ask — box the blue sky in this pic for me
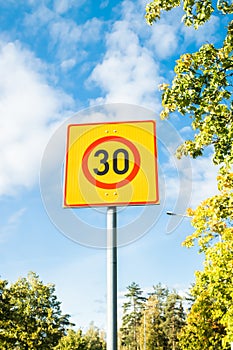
[0,0,226,330]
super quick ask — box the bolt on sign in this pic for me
[64,120,159,207]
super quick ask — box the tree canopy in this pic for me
[146,0,233,28]
[146,0,233,250]
[178,238,233,349]
[55,325,106,350]
[0,272,72,349]
[146,0,233,348]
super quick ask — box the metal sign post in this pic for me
[107,207,117,350]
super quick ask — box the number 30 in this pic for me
[94,149,129,176]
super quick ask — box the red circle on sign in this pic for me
[82,136,140,189]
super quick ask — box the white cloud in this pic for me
[81,18,104,43]
[190,156,219,207]
[48,16,103,63]
[87,0,200,108]
[89,18,163,109]
[53,0,86,14]
[100,0,109,9]
[53,0,70,14]
[0,40,73,196]
[24,6,104,63]
[163,151,219,233]
[60,58,76,70]
[180,126,193,135]
[23,4,54,30]
[8,207,26,224]
[0,207,26,242]
[148,23,179,58]
[164,153,219,210]
[50,18,82,50]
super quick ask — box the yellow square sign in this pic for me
[64,120,159,207]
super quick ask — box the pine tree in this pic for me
[140,294,167,350]
[163,293,186,350]
[120,282,146,350]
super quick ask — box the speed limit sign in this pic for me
[64,120,159,207]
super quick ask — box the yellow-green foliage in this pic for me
[146,0,233,348]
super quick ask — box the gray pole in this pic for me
[107,206,117,350]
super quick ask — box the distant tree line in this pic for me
[3,272,232,349]
[119,282,186,350]
[0,272,188,349]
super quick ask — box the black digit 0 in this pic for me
[113,149,129,175]
[93,149,109,175]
